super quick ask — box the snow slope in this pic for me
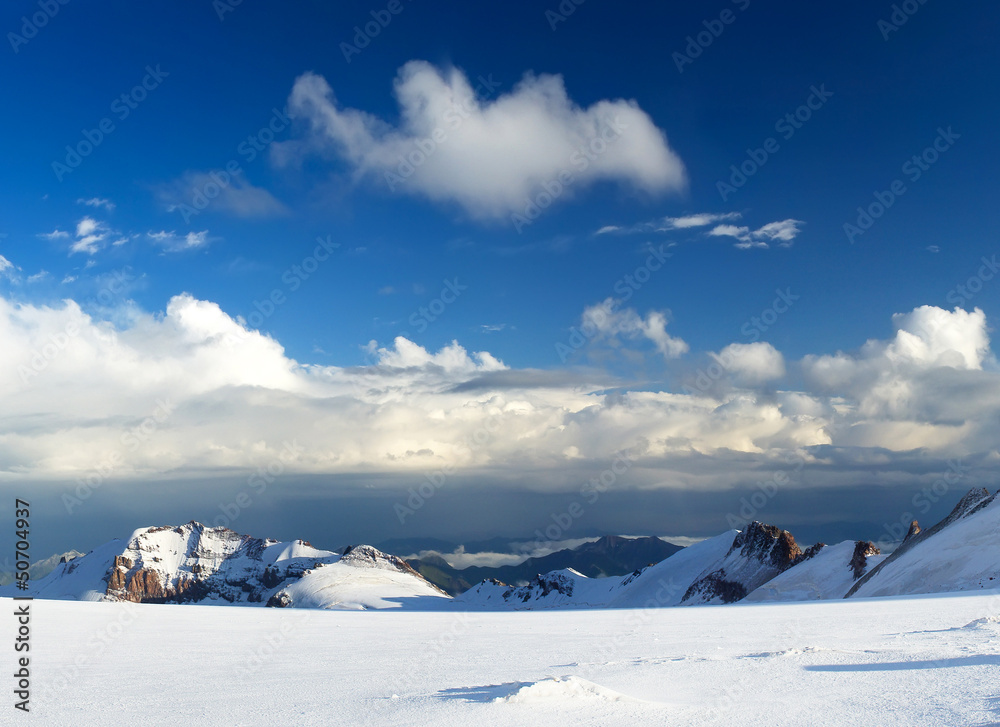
[12,589,1000,726]
[850,490,1000,598]
[454,531,737,609]
[745,540,887,602]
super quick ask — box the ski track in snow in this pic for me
[10,589,1000,726]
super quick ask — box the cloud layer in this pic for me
[274,61,686,218]
[2,293,998,511]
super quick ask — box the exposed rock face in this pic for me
[904,521,921,542]
[848,541,881,580]
[101,521,318,605]
[681,522,803,605]
[793,543,826,566]
[266,591,292,608]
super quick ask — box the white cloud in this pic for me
[26,270,49,284]
[70,217,110,255]
[275,61,686,218]
[0,255,19,283]
[662,212,741,230]
[597,212,795,243]
[77,197,115,211]
[754,219,803,244]
[38,230,70,240]
[159,172,287,218]
[708,218,804,249]
[581,298,689,359]
[146,230,211,252]
[712,342,786,385]
[0,294,997,505]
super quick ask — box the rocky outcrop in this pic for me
[848,541,881,580]
[97,521,337,605]
[681,522,803,605]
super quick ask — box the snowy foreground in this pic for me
[10,589,1000,726]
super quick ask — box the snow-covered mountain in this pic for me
[744,540,885,602]
[0,522,448,610]
[10,488,1000,612]
[457,487,1000,609]
[847,488,1000,599]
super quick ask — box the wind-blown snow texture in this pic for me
[14,589,1000,726]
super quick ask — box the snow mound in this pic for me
[495,676,655,705]
[963,615,1000,629]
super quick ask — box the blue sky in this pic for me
[3,0,1000,555]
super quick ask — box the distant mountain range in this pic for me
[4,488,998,610]
[0,550,83,586]
[404,535,683,595]
[457,488,1000,609]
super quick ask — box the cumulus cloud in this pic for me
[712,342,786,385]
[1,294,998,514]
[581,298,689,359]
[71,217,111,255]
[274,61,686,218]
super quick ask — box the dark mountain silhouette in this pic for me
[406,535,683,595]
